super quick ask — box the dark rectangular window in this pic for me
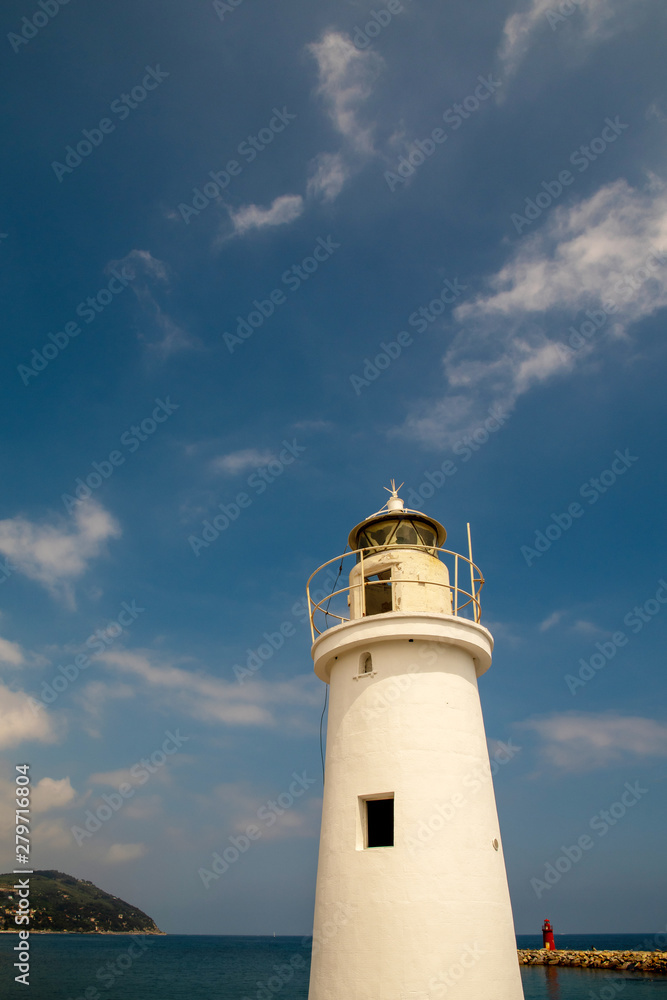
[364,570,393,616]
[366,797,394,847]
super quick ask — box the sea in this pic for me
[1,933,666,999]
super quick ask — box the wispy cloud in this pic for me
[0,500,121,605]
[96,649,321,730]
[519,711,667,771]
[539,610,564,632]
[210,448,275,475]
[201,781,321,843]
[106,842,147,863]
[400,178,667,447]
[108,249,196,357]
[499,0,648,77]
[572,619,603,636]
[305,30,383,202]
[308,30,381,154]
[457,179,667,322]
[307,151,348,202]
[229,195,304,236]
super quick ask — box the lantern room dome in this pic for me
[347,482,446,552]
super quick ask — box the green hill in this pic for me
[0,870,162,933]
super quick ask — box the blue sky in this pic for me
[1,0,666,936]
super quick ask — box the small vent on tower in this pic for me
[360,652,372,675]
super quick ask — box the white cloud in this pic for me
[78,681,134,719]
[304,30,383,203]
[96,649,320,730]
[0,500,121,605]
[112,248,169,284]
[499,0,647,77]
[88,767,136,787]
[210,448,274,475]
[519,712,667,770]
[307,151,349,202]
[292,419,334,432]
[457,179,667,322]
[32,776,77,813]
[76,681,134,738]
[31,817,73,852]
[539,610,564,632]
[0,635,25,666]
[646,101,667,124]
[0,682,59,748]
[108,249,196,357]
[106,842,147,864]
[572,619,602,636]
[229,195,304,236]
[400,178,667,447]
[308,31,381,155]
[500,0,556,74]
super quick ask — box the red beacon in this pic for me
[542,918,556,951]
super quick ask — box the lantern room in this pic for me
[346,482,452,619]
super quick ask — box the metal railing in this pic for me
[306,544,485,640]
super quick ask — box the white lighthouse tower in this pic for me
[306,485,524,1000]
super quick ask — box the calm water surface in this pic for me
[0,934,665,999]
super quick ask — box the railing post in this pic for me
[307,584,315,642]
[467,523,476,622]
[454,553,458,617]
[360,547,366,617]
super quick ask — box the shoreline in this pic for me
[0,929,165,935]
[519,949,667,974]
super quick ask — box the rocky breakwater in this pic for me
[518,949,667,973]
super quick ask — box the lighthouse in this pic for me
[305,485,524,1000]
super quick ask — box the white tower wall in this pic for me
[308,614,524,1000]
